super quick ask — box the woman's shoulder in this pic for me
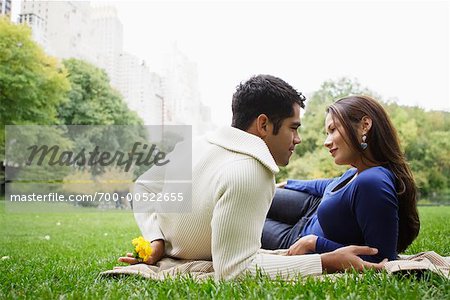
[356,166,395,187]
[351,167,398,208]
[342,167,358,177]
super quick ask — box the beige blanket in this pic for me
[100,251,449,280]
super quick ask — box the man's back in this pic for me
[135,127,280,279]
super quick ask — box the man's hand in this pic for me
[320,245,387,273]
[287,235,318,255]
[118,239,165,265]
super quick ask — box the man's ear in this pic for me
[255,114,271,138]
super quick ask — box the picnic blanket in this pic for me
[100,250,449,280]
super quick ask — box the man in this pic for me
[119,75,385,280]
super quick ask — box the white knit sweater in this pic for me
[134,127,322,280]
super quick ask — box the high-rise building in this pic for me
[90,4,123,88]
[149,72,165,126]
[162,44,213,135]
[18,1,94,62]
[117,52,164,125]
[15,1,213,129]
[18,0,48,50]
[18,10,46,47]
[162,44,199,125]
[0,0,12,16]
[90,4,163,125]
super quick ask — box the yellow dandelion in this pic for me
[131,236,152,262]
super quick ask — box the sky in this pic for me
[12,0,450,126]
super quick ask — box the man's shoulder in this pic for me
[197,144,272,175]
[202,127,278,174]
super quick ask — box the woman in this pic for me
[261,95,420,262]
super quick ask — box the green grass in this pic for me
[0,202,449,299]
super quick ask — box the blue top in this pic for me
[285,166,399,262]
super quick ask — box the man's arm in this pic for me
[211,159,275,279]
[211,159,324,280]
[119,155,170,265]
[132,164,167,242]
[287,236,386,272]
[287,234,346,255]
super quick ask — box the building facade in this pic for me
[90,4,123,88]
[19,1,94,62]
[117,52,164,125]
[0,0,11,16]
[15,1,212,131]
[162,44,212,134]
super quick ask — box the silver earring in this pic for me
[361,135,368,150]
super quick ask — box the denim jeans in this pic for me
[261,188,322,250]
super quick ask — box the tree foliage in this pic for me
[0,19,147,194]
[295,77,379,157]
[279,78,450,200]
[0,17,70,158]
[0,17,70,193]
[58,58,142,126]
[57,59,149,177]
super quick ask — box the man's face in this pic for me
[264,104,302,166]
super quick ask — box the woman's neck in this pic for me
[353,156,379,174]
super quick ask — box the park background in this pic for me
[0,1,449,299]
[1,0,449,202]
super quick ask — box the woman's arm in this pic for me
[353,170,399,262]
[285,178,334,197]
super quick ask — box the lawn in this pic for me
[0,202,449,299]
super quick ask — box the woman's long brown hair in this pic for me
[327,95,420,253]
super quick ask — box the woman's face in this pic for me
[323,113,359,166]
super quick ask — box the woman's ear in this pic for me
[361,116,372,134]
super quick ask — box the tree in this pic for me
[282,77,449,201]
[0,17,70,130]
[278,78,376,182]
[0,17,70,194]
[296,78,378,156]
[58,59,150,178]
[58,58,142,126]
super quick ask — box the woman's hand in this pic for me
[287,235,318,255]
[118,239,165,265]
[276,181,287,188]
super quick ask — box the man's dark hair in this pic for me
[231,74,306,134]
